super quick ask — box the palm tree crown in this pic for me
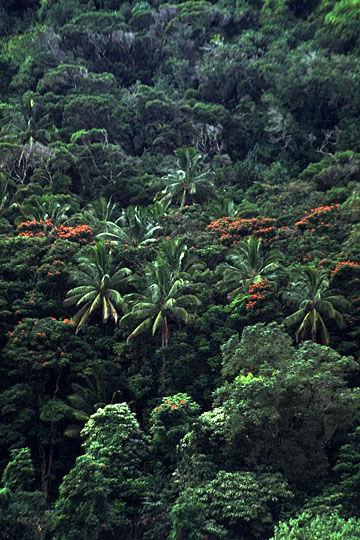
[284,265,348,345]
[98,205,162,247]
[64,240,131,332]
[219,236,281,298]
[158,147,211,209]
[120,256,201,347]
[64,369,107,439]
[158,237,203,278]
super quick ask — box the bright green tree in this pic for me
[214,324,360,490]
[171,470,292,540]
[272,511,360,539]
[51,455,113,540]
[52,404,149,540]
[0,448,46,539]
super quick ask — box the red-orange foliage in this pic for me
[295,204,340,229]
[17,219,53,237]
[17,220,93,243]
[245,279,272,311]
[208,217,277,244]
[331,260,360,276]
[54,224,93,243]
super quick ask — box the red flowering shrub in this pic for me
[227,278,282,325]
[295,204,340,230]
[330,260,360,296]
[54,224,93,243]
[37,259,65,280]
[152,394,196,416]
[17,221,93,243]
[17,219,53,237]
[5,318,77,368]
[208,217,277,244]
[245,279,272,311]
[331,260,360,276]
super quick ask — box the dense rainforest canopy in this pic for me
[0,0,360,538]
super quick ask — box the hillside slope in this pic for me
[0,1,359,538]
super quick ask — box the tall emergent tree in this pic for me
[51,404,149,540]
[65,240,131,332]
[121,256,201,347]
[284,265,348,345]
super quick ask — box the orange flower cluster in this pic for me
[54,224,93,243]
[331,260,360,275]
[19,219,53,228]
[17,220,93,243]
[62,318,74,324]
[17,219,53,237]
[245,279,271,311]
[208,217,277,243]
[18,231,45,237]
[295,204,340,229]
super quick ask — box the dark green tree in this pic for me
[0,448,46,539]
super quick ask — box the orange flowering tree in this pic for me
[331,259,360,277]
[227,278,282,325]
[208,216,277,245]
[1,316,99,497]
[17,219,54,238]
[54,224,93,243]
[331,259,360,302]
[17,220,93,243]
[295,204,340,231]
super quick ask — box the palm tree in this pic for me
[218,236,281,298]
[79,196,118,231]
[98,205,162,248]
[64,370,107,439]
[158,237,203,278]
[284,265,348,345]
[208,197,238,219]
[120,257,201,347]
[64,241,132,332]
[158,147,211,209]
